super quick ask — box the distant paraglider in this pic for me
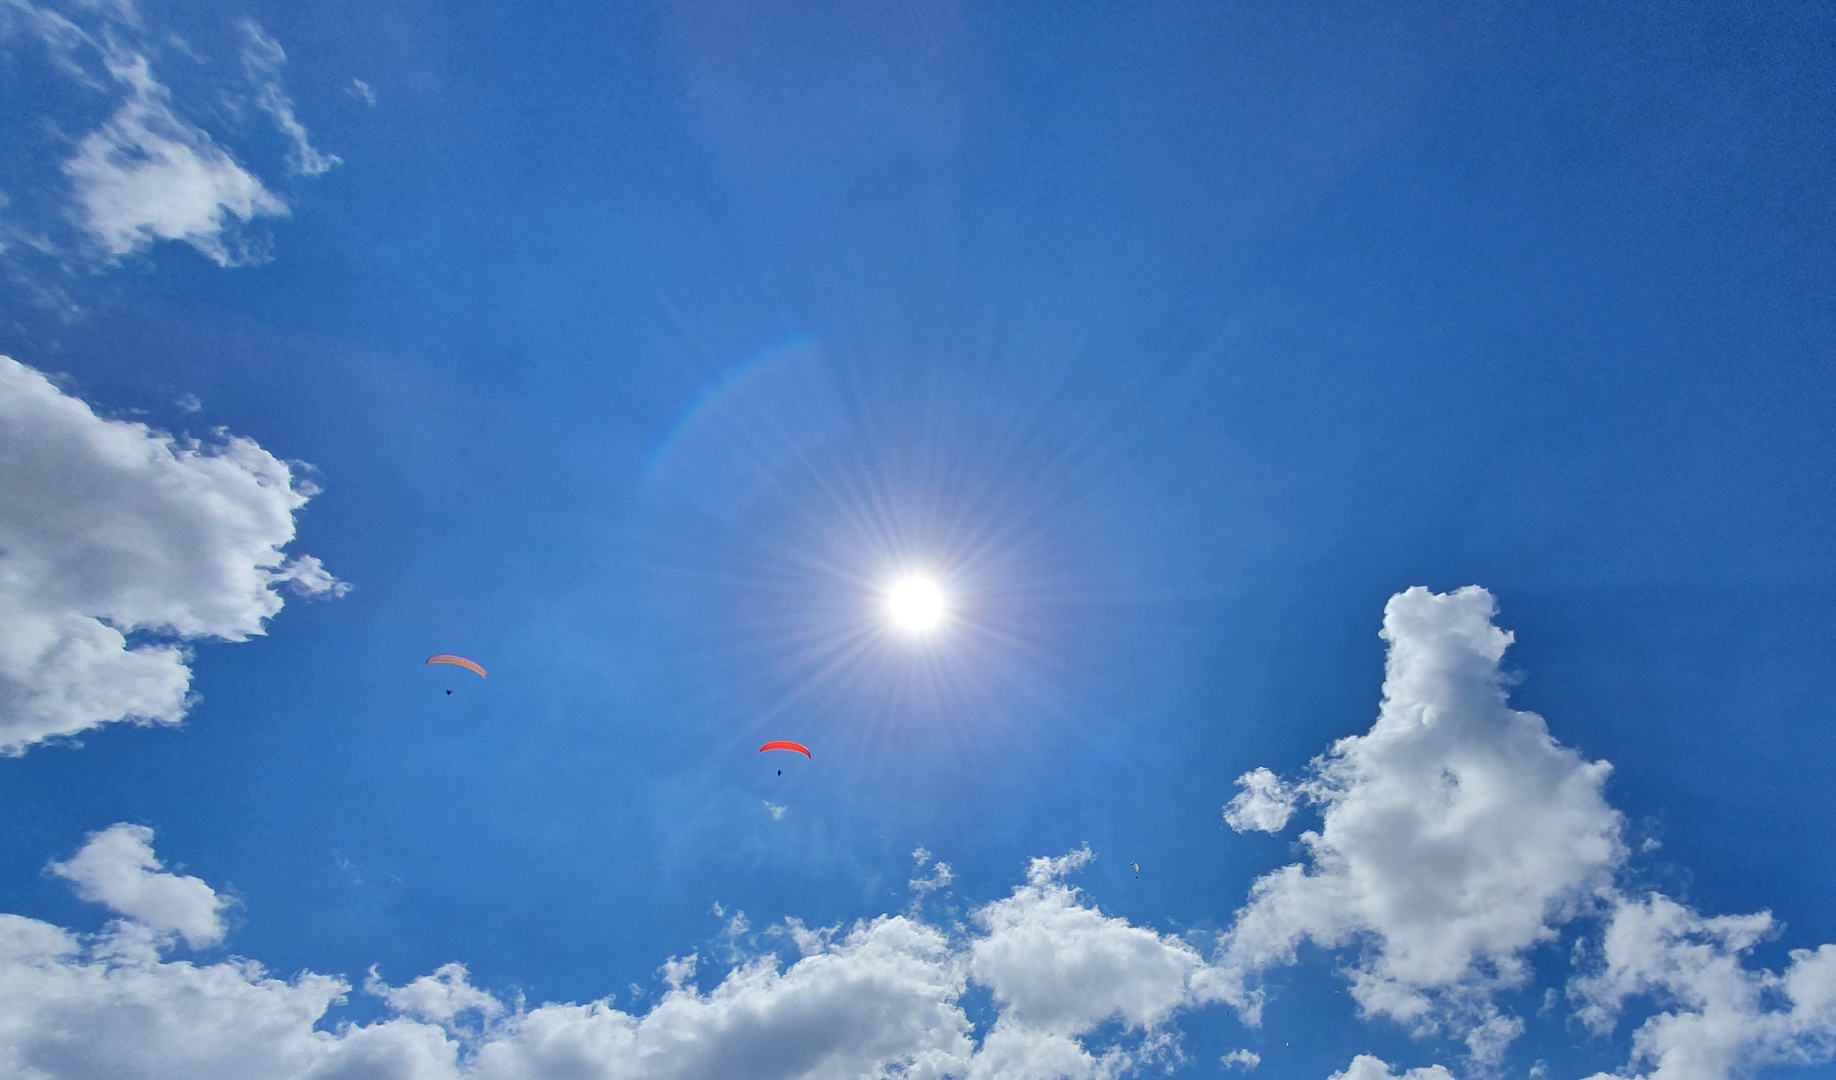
[426,655,486,679]
[427,655,485,696]
[761,741,808,776]
[1132,861,1140,877]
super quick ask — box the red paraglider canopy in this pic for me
[759,741,811,758]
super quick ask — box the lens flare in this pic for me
[639,338,1148,789]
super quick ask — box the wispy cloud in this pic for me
[240,22,340,178]
[62,51,287,265]
[0,0,335,280]
[1220,1048,1260,1070]
[1,0,107,87]
[910,857,953,897]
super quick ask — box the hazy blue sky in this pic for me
[2,3,1834,1079]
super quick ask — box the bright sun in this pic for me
[885,574,947,634]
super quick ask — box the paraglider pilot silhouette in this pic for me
[761,741,810,777]
[427,655,485,696]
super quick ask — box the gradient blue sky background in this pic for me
[2,3,1834,1078]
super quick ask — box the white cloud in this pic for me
[1569,893,1836,1080]
[1461,1008,1525,1065]
[63,51,288,265]
[657,952,698,992]
[0,356,345,752]
[240,22,340,178]
[1223,767,1295,834]
[964,1022,1134,1080]
[273,553,352,599]
[4,1,335,277]
[46,824,229,948]
[369,963,505,1030]
[911,858,954,899]
[970,846,1217,1039]
[481,917,976,1080]
[723,911,750,941]
[1,0,106,87]
[1209,585,1836,1079]
[1327,1055,1456,1080]
[0,832,1239,1080]
[1023,845,1095,886]
[764,800,786,821]
[346,77,377,106]
[1215,586,1625,1061]
[14,589,1832,1080]
[1,906,472,1080]
[958,840,1226,1076]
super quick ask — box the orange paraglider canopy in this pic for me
[426,654,487,679]
[759,741,810,758]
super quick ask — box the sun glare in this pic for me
[886,574,947,635]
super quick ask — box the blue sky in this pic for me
[2,2,1835,1078]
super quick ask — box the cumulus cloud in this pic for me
[46,824,229,948]
[1222,767,1295,834]
[1327,1055,1457,1080]
[1211,585,1836,1079]
[0,830,1234,1080]
[368,963,505,1030]
[764,800,786,821]
[485,917,975,1080]
[63,51,288,265]
[1569,893,1836,1080]
[0,912,415,1080]
[0,356,345,753]
[11,589,1830,1080]
[1214,587,1624,1061]
[971,851,1213,1037]
[962,845,1223,1080]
